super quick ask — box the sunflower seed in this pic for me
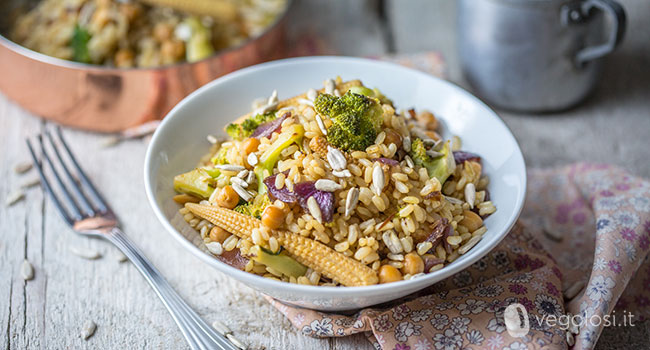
[403,137,411,152]
[464,183,476,209]
[307,88,318,101]
[21,259,34,280]
[226,333,248,350]
[253,102,278,116]
[315,179,341,192]
[211,320,232,335]
[566,331,575,347]
[452,135,462,151]
[21,177,41,189]
[81,320,97,340]
[332,169,352,178]
[326,146,346,171]
[6,190,25,206]
[324,79,335,95]
[114,251,128,263]
[316,114,328,136]
[443,195,464,205]
[383,231,403,254]
[268,90,278,105]
[232,182,252,201]
[307,196,322,223]
[246,171,256,184]
[215,164,245,172]
[231,177,249,188]
[543,227,563,242]
[14,161,32,174]
[297,98,314,107]
[404,155,415,168]
[237,170,249,179]
[69,246,101,260]
[206,135,218,144]
[426,150,444,158]
[206,242,223,256]
[345,188,359,217]
[568,316,580,334]
[333,89,341,97]
[563,280,585,300]
[247,153,258,167]
[372,164,385,195]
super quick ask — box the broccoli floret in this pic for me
[254,124,304,193]
[233,194,271,219]
[225,111,276,141]
[409,138,457,184]
[314,91,383,151]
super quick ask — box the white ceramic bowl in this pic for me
[144,56,526,311]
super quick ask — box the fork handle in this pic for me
[108,228,239,350]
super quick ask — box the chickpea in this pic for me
[261,206,285,230]
[460,210,483,232]
[242,137,261,155]
[161,40,185,62]
[209,226,230,243]
[114,49,134,68]
[119,3,141,21]
[378,265,403,284]
[153,23,173,42]
[416,110,438,131]
[402,252,425,275]
[383,128,402,147]
[216,186,239,209]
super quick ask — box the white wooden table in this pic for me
[2,1,649,349]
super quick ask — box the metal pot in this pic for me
[0,1,290,132]
[458,0,626,112]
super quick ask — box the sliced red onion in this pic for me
[453,151,481,165]
[294,181,335,223]
[251,112,290,138]
[373,157,399,166]
[263,172,297,203]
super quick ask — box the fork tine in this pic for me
[38,135,84,221]
[45,130,96,217]
[26,139,74,226]
[54,126,109,213]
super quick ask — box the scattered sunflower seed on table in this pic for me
[69,246,102,260]
[14,161,32,174]
[21,259,34,280]
[6,190,25,206]
[81,320,97,340]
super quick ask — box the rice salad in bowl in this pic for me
[172,77,496,288]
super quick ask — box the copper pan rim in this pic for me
[0,0,292,73]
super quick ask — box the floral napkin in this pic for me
[267,163,650,349]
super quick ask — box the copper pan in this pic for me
[0,1,290,132]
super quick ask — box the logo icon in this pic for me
[504,303,530,338]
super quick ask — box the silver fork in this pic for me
[26,127,240,350]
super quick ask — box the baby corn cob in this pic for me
[185,203,379,286]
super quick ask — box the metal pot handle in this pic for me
[573,0,627,65]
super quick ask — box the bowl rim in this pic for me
[144,56,527,296]
[0,0,291,72]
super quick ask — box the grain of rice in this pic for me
[206,242,223,255]
[307,196,323,223]
[179,207,190,215]
[14,161,32,174]
[447,251,459,262]
[215,164,245,172]
[315,179,341,192]
[417,242,433,256]
[232,182,253,201]
[348,224,359,245]
[399,204,414,217]
[334,241,349,252]
[375,131,386,145]
[223,235,238,251]
[458,235,481,254]
[333,169,352,178]
[275,173,286,189]
[400,236,413,253]
[428,264,444,273]
[372,195,387,212]
[395,181,409,194]
[269,237,280,253]
[472,226,487,237]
